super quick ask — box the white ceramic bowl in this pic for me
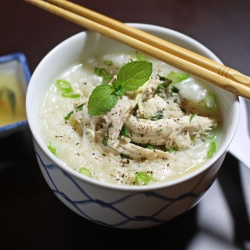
[26,24,239,229]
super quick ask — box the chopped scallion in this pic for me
[167,71,189,83]
[135,172,157,186]
[206,141,216,158]
[56,79,73,93]
[100,68,109,76]
[104,60,113,66]
[48,141,56,156]
[204,94,216,109]
[157,80,172,92]
[94,67,101,76]
[205,129,217,139]
[61,92,81,98]
[94,67,112,83]
[79,167,92,178]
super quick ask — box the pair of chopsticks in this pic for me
[25,0,250,99]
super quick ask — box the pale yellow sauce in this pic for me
[0,70,26,126]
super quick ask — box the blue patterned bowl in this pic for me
[26,24,239,229]
[0,53,30,138]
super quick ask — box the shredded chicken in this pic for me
[97,95,133,143]
[124,114,215,149]
[140,94,183,119]
[75,69,217,161]
[94,132,174,160]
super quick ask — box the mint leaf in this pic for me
[117,61,152,91]
[88,84,118,116]
[115,87,126,96]
[87,61,153,116]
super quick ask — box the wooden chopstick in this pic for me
[25,0,250,100]
[46,0,250,87]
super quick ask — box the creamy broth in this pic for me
[40,52,221,186]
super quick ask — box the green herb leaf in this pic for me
[79,167,92,178]
[189,113,198,123]
[150,111,164,121]
[103,75,113,83]
[113,80,122,90]
[120,126,131,137]
[157,80,172,92]
[136,143,156,149]
[102,123,112,146]
[56,79,73,93]
[64,111,73,121]
[102,136,108,146]
[120,153,130,159]
[88,84,118,116]
[146,144,156,150]
[135,172,157,185]
[165,147,177,153]
[172,86,180,93]
[117,61,152,91]
[76,104,84,111]
[48,141,56,156]
[167,71,189,83]
[157,75,166,81]
[115,87,126,96]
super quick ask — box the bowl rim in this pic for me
[27,23,240,192]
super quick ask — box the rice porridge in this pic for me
[40,51,221,186]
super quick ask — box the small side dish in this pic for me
[0,53,30,138]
